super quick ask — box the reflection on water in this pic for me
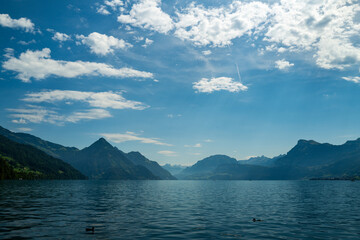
[1,180,360,239]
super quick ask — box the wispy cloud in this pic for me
[22,90,148,110]
[76,32,132,56]
[184,143,202,148]
[342,76,360,84]
[8,105,112,125]
[102,132,172,146]
[0,14,35,33]
[158,150,177,157]
[2,48,153,82]
[17,127,32,132]
[193,77,248,93]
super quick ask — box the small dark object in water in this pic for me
[252,218,263,222]
[86,227,94,233]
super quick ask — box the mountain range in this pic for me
[175,139,360,180]
[0,126,175,180]
[1,125,360,180]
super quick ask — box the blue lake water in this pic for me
[1,180,360,239]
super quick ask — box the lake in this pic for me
[1,180,360,239]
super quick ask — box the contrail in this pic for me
[235,63,242,82]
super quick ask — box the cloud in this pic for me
[97,5,111,15]
[193,77,248,93]
[342,76,360,84]
[275,59,294,70]
[174,1,270,47]
[18,39,36,45]
[52,32,71,42]
[2,48,153,82]
[142,38,153,48]
[202,50,211,56]
[8,106,112,125]
[17,127,32,132]
[118,0,174,34]
[0,14,35,32]
[104,0,123,10]
[204,139,213,143]
[102,132,172,146]
[22,90,149,110]
[158,150,177,157]
[264,0,360,70]
[76,32,132,55]
[184,143,202,148]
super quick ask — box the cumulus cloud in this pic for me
[275,59,294,70]
[97,0,123,14]
[118,0,174,34]
[264,0,360,70]
[102,132,172,146]
[174,1,270,47]
[0,14,35,32]
[52,32,71,42]
[77,32,132,55]
[193,77,248,93]
[8,106,111,125]
[142,38,153,48]
[342,76,360,84]
[22,90,148,110]
[2,48,153,82]
[158,150,177,156]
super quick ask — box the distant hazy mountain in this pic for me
[238,155,284,167]
[162,164,186,175]
[0,134,86,180]
[176,155,238,179]
[0,126,171,180]
[126,151,176,180]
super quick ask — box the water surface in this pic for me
[1,180,360,239]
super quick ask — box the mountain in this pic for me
[176,155,238,179]
[162,164,186,175]
[0,125,79,160]
[0,126,165,180]
[238,155,283,167]
[0,134,86,180]
[60,138,159,180]
[126,151,176,180]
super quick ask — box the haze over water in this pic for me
[1,180,360,239]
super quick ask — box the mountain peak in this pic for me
[297,139,319,145]
[89,137,113,149]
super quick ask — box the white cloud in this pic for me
[22,90,148,110]
[193,77,248,93]
[174,1,270,47]
[52,32,71,42]
[142,38,153,48]
[342,76,360,84]
[158,150,177,157]
[17,127,32,132]
[264,0,360,70]
[118,0,174,34]
[184,143,202,148]
[202,50,212,56]
[102,132,172,146]
[66,109,111,123]
[204,139,213,143]
[2,48,153,82]
[8,106,112,125]
[275,59,294,70]
[77,32,132,55]
[18,40,36,45]
[97,5,111,15]
[0,14,35,32]
[105,0,123,10]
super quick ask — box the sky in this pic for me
[0,0,360,166]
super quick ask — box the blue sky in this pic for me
[1,0,360,165]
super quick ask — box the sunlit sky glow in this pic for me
[1,0,360,165]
